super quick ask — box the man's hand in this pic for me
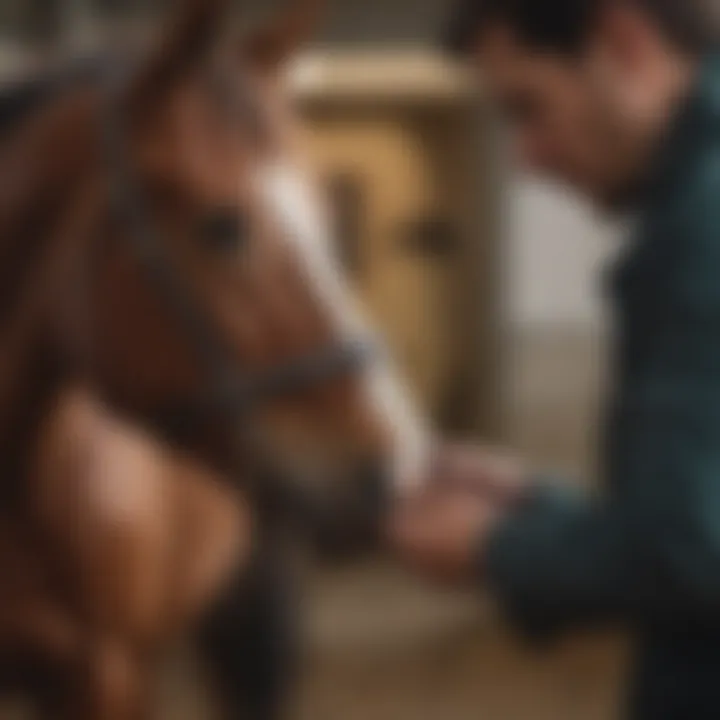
[390,487,502,585]
[433,443,527,507]
[389,443,529,586]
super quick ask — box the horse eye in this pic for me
[199,209,248,253]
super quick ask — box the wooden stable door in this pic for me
[301,104,498,433]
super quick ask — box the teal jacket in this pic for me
[487,54,720,720]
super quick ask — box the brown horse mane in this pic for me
[0,64,108,488]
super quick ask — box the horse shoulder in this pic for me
[31,385,253,645]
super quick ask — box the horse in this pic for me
[0,0,432,717]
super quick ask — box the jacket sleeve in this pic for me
[486,303,720,640]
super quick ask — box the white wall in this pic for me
[506,177,620,331]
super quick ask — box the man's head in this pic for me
[447,0,715,207]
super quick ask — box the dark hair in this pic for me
[445,0,717,56]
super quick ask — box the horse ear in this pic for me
[130,0,234,107]
[243,0,324,72]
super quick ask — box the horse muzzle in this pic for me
[260,456,390,561]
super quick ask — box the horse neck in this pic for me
[131,405,241,477]
[0,345,64,506]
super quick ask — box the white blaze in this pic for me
[259,163,431,495]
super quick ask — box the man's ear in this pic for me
[128,0,235,110]
[242,0,325,73]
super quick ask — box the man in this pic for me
[390,1,720,718]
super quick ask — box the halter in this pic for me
[103,66,374,433]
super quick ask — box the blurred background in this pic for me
[0,1,626,718]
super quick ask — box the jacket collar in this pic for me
[609,52,720,304]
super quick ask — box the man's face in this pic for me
[477,26,650,207]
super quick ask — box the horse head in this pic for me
[10,0,432,555]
